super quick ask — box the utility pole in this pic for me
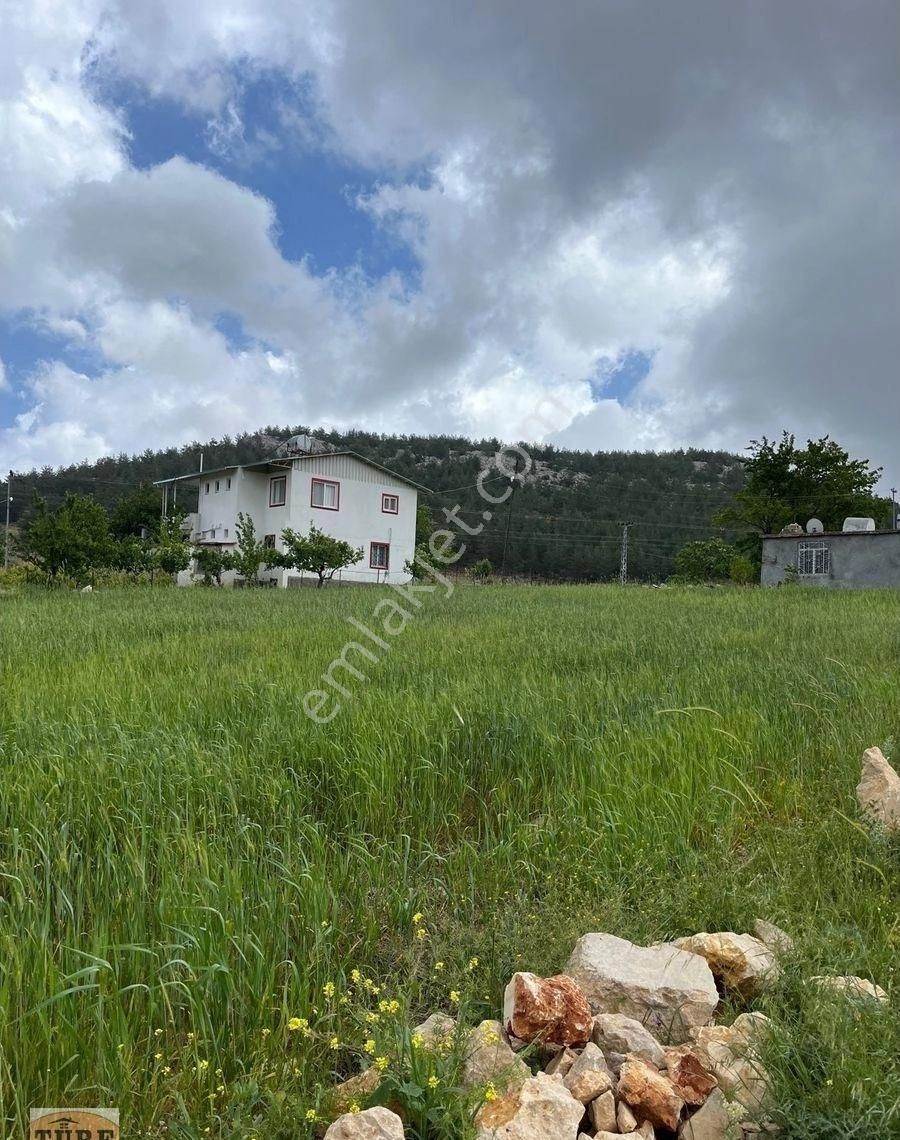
[3,471,11,567]
[891,487,897,530]
[618,521,631,585]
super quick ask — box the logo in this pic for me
[29,1109,119,1140]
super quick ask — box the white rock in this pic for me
[544,1047,579,1078]
[563,1042,612,1103]
[590,1089,617,1132]
[463,1020,530,1090]
[679,1088,735,1139]
[324,1106,405,1139]
[475,1071,585,1139]
[810,974,889,1004]
[412,1012,456,1049]
[672,932,779,998]
[565,932,719,1044]
[592,1012,666,1067]
[618,1100,639,1131]
[690,1013,772,1114]
[856,746,900,832]
[750,919,794,956]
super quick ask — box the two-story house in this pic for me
[156,446,424,586]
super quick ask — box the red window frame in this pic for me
[381,492,399,514]
[370,542,390,570]
[269,475,287,507]
[310,477,340,511]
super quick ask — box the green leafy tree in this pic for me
[193,545,228,585]
[22,494,114,583]
[279,524,362,587]
[228,513,275,586]
[114,535,156,579]
[715,434,885,566]
[674,537,735,582]
[415,503,433,545]
[154,516,191,580]
[110,484,163,540]
[728,554,756,585]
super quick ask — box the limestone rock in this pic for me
[566,933,718,1044]
[324,1106,404,1139]
[590,1089,617,1132]
[332,1068,381,1116]
[679,1089,736,1140]
[664,1046,717,1106]
[475,1071,585,1139]
[810,974,889,1004]
[412,1012,456,1049]
[618,1100,639,1131]
[672,933,779,998]
[750,919,794,957]
[563,1042,612,1103]
[592,1012,666,1068]
[503,972,593,1046]
[617,1056,685,1132]
[637,1123,656,1138]
[544,1047,579,1078]
[856,746,900,832]
[690,1013,771,1113]
[463,1020,531,1090]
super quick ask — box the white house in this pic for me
[156,446,423,586]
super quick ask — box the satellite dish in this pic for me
[806,518,824,534]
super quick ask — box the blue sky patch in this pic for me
[589,349,654,404]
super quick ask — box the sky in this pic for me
[1,1,898,477]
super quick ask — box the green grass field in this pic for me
[0,585,897,1139]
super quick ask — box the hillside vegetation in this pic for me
[0,586,896,1138]
[8,428,745,580]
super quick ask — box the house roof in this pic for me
[763,529,899,540]
[154,451,428,492]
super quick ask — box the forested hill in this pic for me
[9,427,745,580]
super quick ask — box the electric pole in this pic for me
[618,521,631,585]
[3,471,11,567]
[499,454,523,577]
[891,487,897,530]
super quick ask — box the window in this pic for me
[215,479,220,493]
[224,529,229,538]
[204,482,210,495]
[382,493,399,514]
[263,533,276,548]
[798,540,830,576]
[370,542,390,570]
[311,478,340,510]
[269,475,287,507]
[226,477,232,490]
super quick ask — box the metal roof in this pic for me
[763,529,899,540]
[154,451,428,491]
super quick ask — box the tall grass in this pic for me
[0,585,897,1138]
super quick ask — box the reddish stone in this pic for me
[502,972,593,1046]
[617,1056,685,1132]
[664,1046,717,1106]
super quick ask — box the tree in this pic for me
[226,513,274,586]
[415,503,433,545]
[193,545,228,585]
[114,535,156,579]
[674,537,735,582]
[22,494,114,583]
[715,434,885,566]
[279,524,362,587]
[110,484,163,540]
[469,557,494,583]
[154,516,191,580]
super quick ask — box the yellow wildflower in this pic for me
[434,961,445,973]
[329,1036,340,1050]
[323,982,336,1000]
[484,1082,498,1103]
[304,1110,317,1122]
[412,912,423,925]
[363,1039,376,1055]
[410,1032,425,1050]
[375,1056,390,1072]
[427,1075,440,1089]
[467,957,479,972]
[349,1101,361,1114]
[287,1017,309,1033]
[449,991,461,1005]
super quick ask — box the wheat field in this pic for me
[0,585,897,1138]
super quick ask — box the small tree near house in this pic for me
[228,513,274,586]
[279,524,362,587]
[154,515,191,582]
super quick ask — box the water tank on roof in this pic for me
[275,433,333,457]
[842,517,875,532]
[806,518,824,534]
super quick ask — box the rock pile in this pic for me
[325,746,895,1139]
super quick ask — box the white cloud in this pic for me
[0,0,898,474]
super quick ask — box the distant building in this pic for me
[156,444,424,586]
[761,522,900,588]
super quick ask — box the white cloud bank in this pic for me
[0,0,898,475]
